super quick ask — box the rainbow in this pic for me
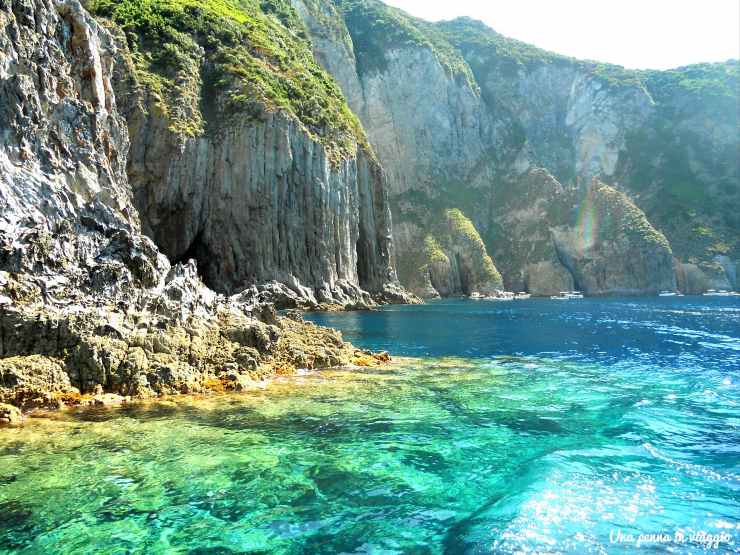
[576,186,598,255]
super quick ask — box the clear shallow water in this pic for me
[1,298,739,554]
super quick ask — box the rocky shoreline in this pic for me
[0,345,393,426]
[0,268,393,426]
[0,0,411,423]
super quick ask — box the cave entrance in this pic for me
[171,230,217,289]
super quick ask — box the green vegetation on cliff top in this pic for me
[331,0,476,89]
[85,0,369,160]
[444,208,503,288]
[353,6,736,263]
[439,17,647,90]
[623,61,739,261]
[645,61,739,103]
[335,6,737,96]
[586,182,672,252]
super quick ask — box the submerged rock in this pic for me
[0,403,22,425]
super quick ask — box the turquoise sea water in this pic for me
[1,298,739,554]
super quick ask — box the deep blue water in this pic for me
[307,297,740,552]
[307,297,740,367]
[1,297,738,554]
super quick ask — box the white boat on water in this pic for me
[703,290,739,297]
[515,292,531,300]
[659,291,681,297]
[551,291,584,300]
[470,291,516,301]
[550,291,584,301]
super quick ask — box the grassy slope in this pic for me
[397,208,502,294]
[85,0,370,161]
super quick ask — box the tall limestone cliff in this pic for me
[0,0,394,414]
[295,0,739,295]
[86,0,412,306]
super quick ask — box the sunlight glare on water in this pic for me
[1,297,739,553]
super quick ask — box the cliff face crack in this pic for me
[552,235,581,293]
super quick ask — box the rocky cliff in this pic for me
[296,0,739,295]
[488,170,676,296]
[0,0,392,416]
[398,209,503,299]
[86,0,413,306]
[0,0,735,413]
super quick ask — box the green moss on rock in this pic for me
[398,208,502,298]
[85,0,369,160]
[443,209,502,287]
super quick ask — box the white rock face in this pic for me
[0,0,169,302]
[565,74,654,180]
[295,5,738,294]
[353,48,495,196]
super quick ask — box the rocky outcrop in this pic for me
[488,170,675,296]
[92,0,413,306]
[0,0,392,413]
[0,274,360,411]
[551,181,676,296]
[0,0,156,303]
[399,210,503,298]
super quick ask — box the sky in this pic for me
[382,0,740,70]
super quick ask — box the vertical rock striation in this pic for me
[126,107,399,304]
[93,0,412,307]
[0,0,166,302]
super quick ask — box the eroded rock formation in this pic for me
[94,0,413,306]
[398,209,503,299]
[0,0,392,414]
[489,170,676,296]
